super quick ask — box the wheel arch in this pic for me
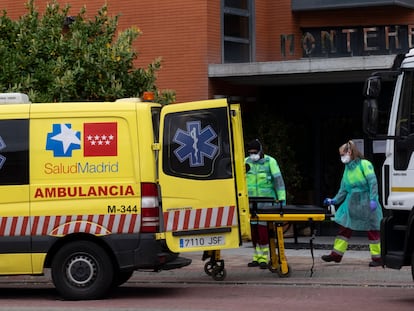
[44,233,118,270]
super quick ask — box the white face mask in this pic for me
[249,153,260,162]
[341,154,351,164]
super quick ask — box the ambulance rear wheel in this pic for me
[51,240,114,300]
[212,266,226,281]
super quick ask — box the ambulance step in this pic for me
[162,256,192,270]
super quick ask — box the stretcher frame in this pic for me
[202,197,332,280]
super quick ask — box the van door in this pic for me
[0,108,32,274]
[158,98,248,253]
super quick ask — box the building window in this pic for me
[222,0,254,63]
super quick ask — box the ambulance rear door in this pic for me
[158,98,246,253]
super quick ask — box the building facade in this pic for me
[3,0,414,206]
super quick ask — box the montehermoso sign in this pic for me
[301,25,414,57]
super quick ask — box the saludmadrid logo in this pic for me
[44,161,119,174]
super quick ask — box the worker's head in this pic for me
[339,140,364,163]
[247,139,263,161]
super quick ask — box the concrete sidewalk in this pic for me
[129,236,413,288]
[0,236,411,289]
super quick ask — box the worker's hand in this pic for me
[370,200,377,212]
[323,198,336,206]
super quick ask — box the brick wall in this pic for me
[3,1,414,101]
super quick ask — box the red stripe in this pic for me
[227,205,235,226]
[194,209,201,229]
[107,215,115,232]
[85,222,91,233]
[216,207,224,227]
[87,215,94,222]
[98,214,104,226]
[10,217,18,236]
[42,216,50,235]
[63,223,70,235]
[163,212,169,230]
[128,214,137,233]
[118,214,126,233]
[77,215,82,221]
[205,208,212,228]
[0,217,8,236]
[183,210,191,230]
[54,216,61,230]
[20,217,29,236]
[172,211,180,231]
[31,216,39,235]
[74,221,81,232]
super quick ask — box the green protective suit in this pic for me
[245,155,286,202]
[332,158,383,231]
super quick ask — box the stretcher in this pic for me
[202,197,333,280]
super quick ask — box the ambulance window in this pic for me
[0,119,29,185]
[162,107,232,180]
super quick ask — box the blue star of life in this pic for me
[173,121,218,167]
[46,124,81,157]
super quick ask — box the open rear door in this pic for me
[158,98,247,253]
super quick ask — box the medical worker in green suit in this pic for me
[322,140,383,267]
[245,139,286,269]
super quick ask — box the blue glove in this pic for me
[370,200,377,212]
[323,198,336,206]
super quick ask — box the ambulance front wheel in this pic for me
[212,266,227,281]
[51,240,114,300]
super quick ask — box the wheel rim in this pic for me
[66,254,97,287]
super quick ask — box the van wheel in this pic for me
[51,241,114,300]
[112,270,134,287]
[411,251,414,280]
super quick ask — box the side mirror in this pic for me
[363,76,381,98]
[362,98,378,136]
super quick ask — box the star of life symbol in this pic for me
[0,136,6,170]
[173,121,218,167]
[46,124,81,157]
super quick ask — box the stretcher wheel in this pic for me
[277,264,291,278]
[211,266,226,281]
[268,263,291,277]
[204,262,214,276]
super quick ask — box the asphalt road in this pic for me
[0,241,412,310]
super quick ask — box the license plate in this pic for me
[179,235,225,248]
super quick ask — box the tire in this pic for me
[112,270,134,287]
[411,252,414,280]
[277,264,291,278]
[204,262,214,276]
[211,266,226,281]
[51,241,114,300]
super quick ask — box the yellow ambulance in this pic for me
[0,93,249,300]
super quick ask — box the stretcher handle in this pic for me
[322,203,336,218]
[248,197,282,217]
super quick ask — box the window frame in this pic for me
[221,0,255,63]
